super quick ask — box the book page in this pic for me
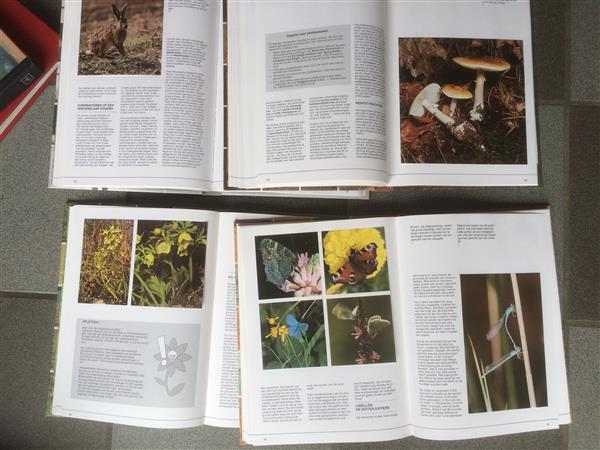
[227,1,389,189]
[385,0,538,186]
[237,218,412,445]
[52,205,220,427]
[395,210,569,438]
[203,212,278,428]
[51,0,221,192]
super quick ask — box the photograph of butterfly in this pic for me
[255,232,322,300]
[322,227,389,295]
[327,296,396,366]
[461,273,547,414]
[259,300,327,370]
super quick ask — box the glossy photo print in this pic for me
[322,227,389,295]
[259,300,327,369]
[78,219,133,305]
[78,0,163,75]
[255,232,322,300]
[399,37,527,164]
[327,296,396,365]
[132,220,208,308]
[461,273,547,413]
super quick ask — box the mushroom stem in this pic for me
[473,69,486,110]
[449,99,457,116]
[422,99,455,126]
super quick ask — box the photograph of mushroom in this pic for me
[399,38,527,164]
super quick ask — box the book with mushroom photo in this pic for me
[52,0,538,192]
[235,210,570,445]
[226,0,539,189]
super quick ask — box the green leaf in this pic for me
[305,324,325,356]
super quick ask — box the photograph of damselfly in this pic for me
[460,273,548,413]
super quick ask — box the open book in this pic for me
[51,0,537,193]
[50,204,277,428]
[49,0,364,199]
[227,0,539,189]
[235,210,570,445]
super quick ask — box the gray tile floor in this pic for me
[1,1,598,449]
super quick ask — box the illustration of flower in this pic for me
[279,253,322,296]
[154,336,191,396]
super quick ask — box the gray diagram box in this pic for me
[71,319,200,408]
[266,24,351,92]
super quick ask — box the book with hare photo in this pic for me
[51,0,538,193]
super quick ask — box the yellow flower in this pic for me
[267,316,279,325]
[143,253,154,267]
[153,228,162,235]
[178,232,192,244]
[155,240,171,254]
[265,326,279,340]
[278,325,288,344]
[322,228,387,279]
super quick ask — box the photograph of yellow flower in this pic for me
[132,220,207,308]
[327,296,396,365]
[78,219,133,305]
[259,300,327,369]
[461,273,547,413]
[255,233,322,300]
[322,227,389,295]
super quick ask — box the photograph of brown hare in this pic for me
[78,0,163,75]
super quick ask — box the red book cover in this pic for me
[0,0,59,140]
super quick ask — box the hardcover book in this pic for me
[235,209,569,445]
[0,0,59,139]
[50,0,538,193]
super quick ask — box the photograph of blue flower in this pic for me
[259,300,327,369]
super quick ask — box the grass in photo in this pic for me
[255,232,322,300]
[323,227,389,295]
[259,300,327,369]
[327,296,396,365]
[399,37,527,164]
[78,0,163,75]
[461,273,547,413]
[78,219,133,305]
[132,220,207,308]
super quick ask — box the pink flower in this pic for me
[351,326,363,340]
[355,354,367,364]
[369,351,381,362]
[278,253,322,297]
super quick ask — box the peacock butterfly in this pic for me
[331,243,377,285]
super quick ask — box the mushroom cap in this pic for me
[408,83,441,117]
[441,84,473,99]
[452,56,511,72]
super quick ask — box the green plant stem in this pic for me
[133,272,159,306]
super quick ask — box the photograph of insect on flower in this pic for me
[132,220,207,308]
[399,37,527,164]
[78,219,133,305]
[259,300,327,369]
[255,233,322,300]
[322,227,389,295]
[461,273,547,413]
[327,296,396,366]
